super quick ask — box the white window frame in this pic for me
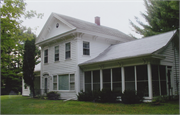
[52,74,75,91]
[65,42,71,59]
[83,41,90,55]
[54,45,59,62]
[44,49,48,63]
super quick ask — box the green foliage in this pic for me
[121,90,144,104]
[77,89,121,103]
[1,0,43,95]
[130,0,179,38]
[47,91,60,100]
[153,95,179,104]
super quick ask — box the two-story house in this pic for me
[22,13,179,102]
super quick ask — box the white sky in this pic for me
[22,0,146,38]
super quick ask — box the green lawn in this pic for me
[1,95,179,114]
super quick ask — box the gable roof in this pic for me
[80,30,177,65]
[53,13,134,41]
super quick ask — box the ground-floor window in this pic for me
[53,74,75,90]
[84,65,168,97]
[151,65,167,96]
[136,65,148,96]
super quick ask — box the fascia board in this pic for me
[53,13,76,29]
[36,29,76,46]
[79,54,165,66]
[76,29,129,42]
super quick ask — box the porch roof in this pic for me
[79,30,177,66]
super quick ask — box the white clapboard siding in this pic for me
[159,41,179,94]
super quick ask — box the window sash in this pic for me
[83,42,90,55]
[65,43,71,59]
[44,49,48,63]
[54,46,59,61]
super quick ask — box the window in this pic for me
[70,74,75,90]
[85,71,91,92]
[58,75,69,90]
[93,70,100,91]
[65,42,71,59]
[151,65,167,96]
[103,69,111,90]
[125,66,135,90]
[44,49,48,63]
[54,46,59,61]
[56,23,59,28]
[112,68,121,92]
[53,76,57,90]
[136,65,149,96]
[83,41,90,55]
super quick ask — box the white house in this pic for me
[22,13,179,102]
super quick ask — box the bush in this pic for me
[99,89,121,103]
[121,90,144,104]
[77,89,122,103]
[47,91,60,100]
[77,90,99,102]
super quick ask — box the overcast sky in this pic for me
[22,0,146,38]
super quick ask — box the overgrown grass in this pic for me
[1,95,179,114]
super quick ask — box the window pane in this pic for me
[53,83,57,90]
[103,69,111,82]
[136,65,148,81]
[66,51,70,59]
[85,71,91,83]
[112,68,121,82]
[103,83,111,90]
[58,75,69,90]
[93,70,100,91]
[66,43,70,51]
[151,65,159,80]
[125,66,135,81]
[83,42,89,48]
[70,83,75,90]
[70,74,75,82]
[83,49,89,55]
[53,76,57,83]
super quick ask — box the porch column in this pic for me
[100,69,103,90]
[121,67,125,93]
[83,72,85,92]
[147,63,153,99]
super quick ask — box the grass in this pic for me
[1,95,179,114]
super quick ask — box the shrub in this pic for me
[99,89,121,103]
[47,91,60,100]
[77,89,121,103]
[121,90,144,104]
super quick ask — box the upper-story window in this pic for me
[44,49,48,63]
[65,42,71,59]
[83,41,90,55]
[54,46,59,61]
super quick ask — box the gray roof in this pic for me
[80,30,177,65]
[54,13,134,41]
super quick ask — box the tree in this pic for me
[1,0,43,95]
[23,31,39,97]
[129,0,179,38]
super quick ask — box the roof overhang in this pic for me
[79,54,165,71]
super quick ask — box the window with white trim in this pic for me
[52,74,75,90]
[83,41,90,55]
[65,42,71,59]
[53,75,57,90]
[54,46,59,61]
[44,49,48,63]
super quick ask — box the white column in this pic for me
[100,69,103,90]
[121,67,125,93]
[147,63,153,99]
[91,71,93,91]
[83,72,85,92]
[134,66,137,91]
[111,69,113,91]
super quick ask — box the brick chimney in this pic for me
[95,16,100,26]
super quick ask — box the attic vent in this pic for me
[56,23,59,28]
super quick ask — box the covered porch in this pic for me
[80,56,173,102]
